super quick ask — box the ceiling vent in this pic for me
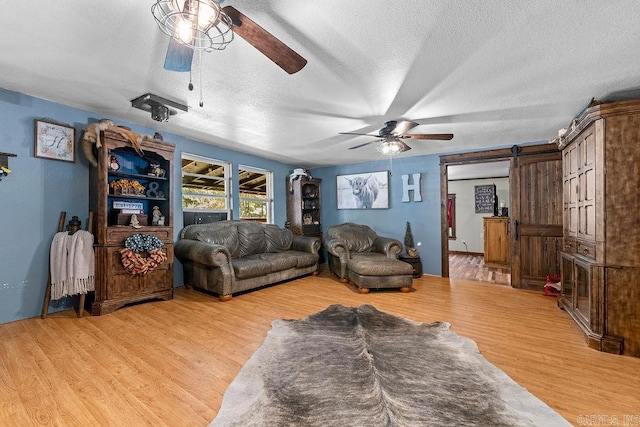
[130,93,188,122]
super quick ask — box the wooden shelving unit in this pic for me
[88,129,175,315]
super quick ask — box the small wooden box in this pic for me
[117,214,147,226]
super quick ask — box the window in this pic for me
[238,166,273,223]
[181,153,230,224]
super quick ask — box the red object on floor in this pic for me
[543,275,562,297]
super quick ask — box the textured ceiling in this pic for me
[1,1,640,167]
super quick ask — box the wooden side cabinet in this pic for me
[88,129,175,315]
[483,217,510,269]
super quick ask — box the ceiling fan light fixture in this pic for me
[377,139,404,155]
[152,0,234,51]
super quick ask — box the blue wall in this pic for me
[311,155,443,276]
[0,86,453,325]
[0,87,294,324]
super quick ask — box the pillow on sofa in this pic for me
[264,225,293,252]
[237,222,268,257]
[193,224,241,258]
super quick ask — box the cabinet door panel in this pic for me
[568,206,577,235]
[483,218,509,267]
[140,268,171,293]
[106,247,139,298]
[574,260,591,325]
[577,130,596,242]
[560,253,574,301]
[107,246,127,273]
[108,273,140,299]
[569,145,578,174]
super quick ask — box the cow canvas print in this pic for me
[337,171,389,209]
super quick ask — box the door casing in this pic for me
[440,144,562,288]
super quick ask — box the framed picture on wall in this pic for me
[337,171,389,209]
[34,119,76,163]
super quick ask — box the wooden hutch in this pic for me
[89,129,175,315]
[286,175,322,241]
[557,99,640,356]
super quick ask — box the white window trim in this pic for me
[238,165,273,224]
[181,152,232,218]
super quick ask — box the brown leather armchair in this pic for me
[323,223,413,293]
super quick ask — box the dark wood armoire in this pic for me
[557,99,640,356]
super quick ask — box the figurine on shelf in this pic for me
[157,215,165,226]
[109,155,120,172]
[153,132,163,141]
[129,214,142,229]
[152,206,161,226]
[147,162,166,177]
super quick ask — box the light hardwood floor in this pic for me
[1,269,639,426]
[449,252,511,286]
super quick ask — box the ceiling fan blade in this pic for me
[339,132,380,137]
[390,120,419,135]
[349,139,381,150]
[222,6,307,74]
[396,140,412,152]
[401,133,454,140]
[164,36,195,72]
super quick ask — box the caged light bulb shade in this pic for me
[196,1,219,28]
[152,0,233,51]
[377,140,403,155]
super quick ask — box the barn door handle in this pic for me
[514,220,519,241]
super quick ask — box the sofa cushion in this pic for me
[256,253,298,272]
[232,255,273,279]
[280,250,319,268]
[193,224,240,258]
[348,253,413,276]
[237,222,268,257]
[264,225,293,252]
[327,223,377,253]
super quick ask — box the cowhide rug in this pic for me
[211,304,570,426]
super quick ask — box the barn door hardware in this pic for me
[511,145,521,167]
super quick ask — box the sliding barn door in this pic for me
[510,147,563,290]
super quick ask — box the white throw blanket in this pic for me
[50,230,95,300]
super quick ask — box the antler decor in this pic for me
[82,120,146,167]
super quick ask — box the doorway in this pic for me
[446,161,511,285]
[440,144,563,291]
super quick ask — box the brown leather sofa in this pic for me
[323,223,413,293]
[175,220,321,300]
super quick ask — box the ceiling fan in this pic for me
[339,121,454,154]
[152,1,307,74]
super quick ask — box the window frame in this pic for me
[238,165,273,224]
[181,152,232,219]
